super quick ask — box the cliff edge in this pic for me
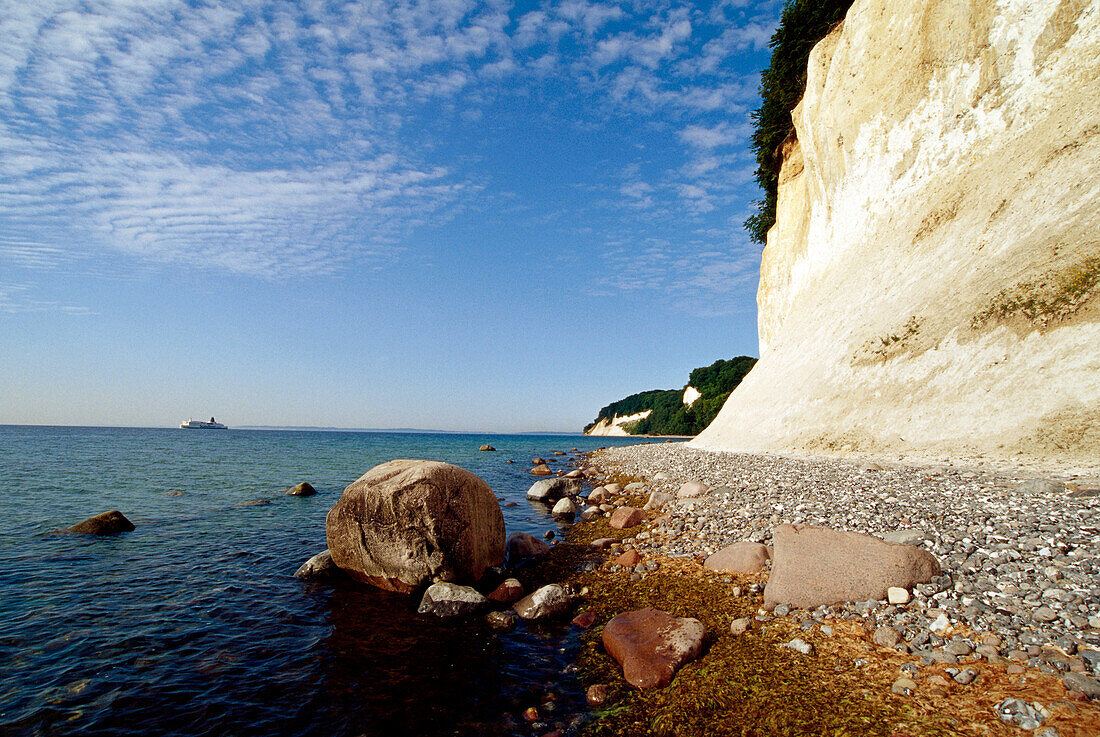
[694,0,1100,464]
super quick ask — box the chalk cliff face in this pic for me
[694,0,1100,463]
[587,410,653,436]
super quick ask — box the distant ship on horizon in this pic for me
[179,417,228,430]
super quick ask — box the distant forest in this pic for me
[584,357,758,436]
[745,0,855,244]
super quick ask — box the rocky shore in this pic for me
[562,442,1100,736]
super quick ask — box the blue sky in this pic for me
[0,0,779,432]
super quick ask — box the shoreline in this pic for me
[552,442,1100,735]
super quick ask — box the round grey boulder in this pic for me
[513,584,571,620]
[526,477,582,502]
[295,549,341,579]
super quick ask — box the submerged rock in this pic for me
[294,549,341,579]
[526,477,581,502]
[602,608,705,688]
[285,482,316,497]
[68,510,134,535]
[325,460,505,593]
[478,445,495,451]
[506,532,551,566]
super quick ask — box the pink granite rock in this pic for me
[602,608,705,688]
[703,542,770,573]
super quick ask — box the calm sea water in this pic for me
[0,425,644,737]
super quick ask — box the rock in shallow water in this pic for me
[602,608,705,689]
[68,510,134,534]
[325,460,504,593]
[285,482,316,497]
[527,477,581,502]
[417,582,488,618]
[294,549,341,579]
[506,532,551,565]
[513,584,571,620]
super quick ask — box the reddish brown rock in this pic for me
[572,610,597,628]
[609,507,644,530]
[325,460,505,593]
[586,684,609,706]
[530,464,552,476]
[602,608,705,689]
[587,487,609,505]
[703,542,770,574]
[764,524,940,610]
[614,549,642,567]
[487,578,524,603]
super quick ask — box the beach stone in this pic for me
[513,584,571,620]
[653,472,671,481]
[614,549,642,567]
[882,529,926,545]
[581,506,600,520]
[487,578,524,603]
[783,638,814,655]
[565,469,582,479]
[730,617,753,635]
[294,549,341,579]
[532,457,547,465]
[590,538,617,550]
[643,490,674,510]
[609,507,644,530]
[552,497,577,517]
[587,487,609,505]
[602,608,705,689]
[892,676,917,695]
[704,542,770,574]
[506,532,551,565]
[677,481,708,499]
[285,482,317,497]
[624,482,646,492]
[887,586,910,604]
[572,611,597,628]
[1033,606,1058,622]
[586,684,609,707]
[417,582,488,618]
[764,524,940,610]
[325,460,505,593]
[604,483,623,494]
[485,610,517,632]
[478,445,495,451]
[872,626,903,649]
[530,464,552,476]
[68,510,134,534]
[994,698,1046,730]
[1063,673,1100,699]
[527,477,582,502]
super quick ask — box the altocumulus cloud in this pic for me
[0,0,780,292]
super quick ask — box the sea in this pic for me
[0,425,645,737]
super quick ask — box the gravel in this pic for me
[586,443,1100,671]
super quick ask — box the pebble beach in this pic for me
[567,441,1100,733]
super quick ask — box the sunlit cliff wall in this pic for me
[693,0,1100,463]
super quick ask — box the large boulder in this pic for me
[68,510,134,534]
[764,524,941,610]
[703,542,770,574]
[506,532,551,565]
[526,477,582,502]
[417,582,488,618]
[326,460,505,593]
[602,608,705,688]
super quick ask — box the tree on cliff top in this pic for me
[745,0,855,245]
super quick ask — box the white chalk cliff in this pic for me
[694,0,1100,464]
[587,410,653,436]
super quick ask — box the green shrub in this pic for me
[745,0,855,244]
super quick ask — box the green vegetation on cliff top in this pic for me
[584,357,757,436]
[745,0,856,244]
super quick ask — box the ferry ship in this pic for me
[179,417,228,430]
